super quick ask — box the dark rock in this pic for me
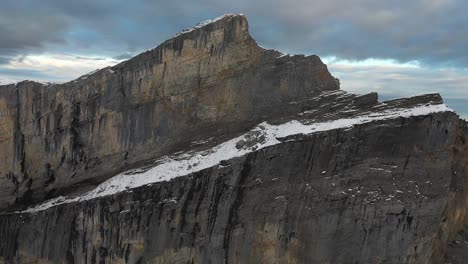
[353,92,378,107]
[235,139,246,149]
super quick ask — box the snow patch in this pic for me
[78,69,100,79]
[19,103,453,213]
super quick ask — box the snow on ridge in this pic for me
[18,103,452,214]
[173,13,242,37]
[1,80,56,87]
[77,68,101,80]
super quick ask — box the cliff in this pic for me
[0,14,467,264]
[0,14,338,211]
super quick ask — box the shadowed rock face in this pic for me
[0,110,466,264]
[0,14,338,211]
[0,14,468,264]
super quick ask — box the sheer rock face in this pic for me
[0,111,466,264]
[0,14,338,211]
[1,14,468,264]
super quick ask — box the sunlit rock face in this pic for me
[0,14,338,212]
[0,14,467,264]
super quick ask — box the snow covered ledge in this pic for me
[17,103,453,214]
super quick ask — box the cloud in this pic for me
[233,0,468,67]
[0,68,56,79]
[327,58,468,99]
[0,1,69,57]
[324,58,468,117]
[0,53,121,84]
[113,53,134,60]
[71,55,107,61]
[0,56,12,65]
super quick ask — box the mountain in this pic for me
[0,14,467,264]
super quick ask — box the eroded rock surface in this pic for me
[0,14,338,211]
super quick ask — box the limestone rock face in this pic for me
[0,14,468,264]
[0,14,338,211]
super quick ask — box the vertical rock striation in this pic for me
[0,14,338,211]
[0,109,466,263]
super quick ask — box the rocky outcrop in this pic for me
[0,14,467,264]
[0,14,338,211]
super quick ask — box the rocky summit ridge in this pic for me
[0,14,467,264]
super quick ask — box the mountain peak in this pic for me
[113,13,253,72]
[0,14,339,212]
[173,13,247,38]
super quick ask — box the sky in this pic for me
[0,0,467,119]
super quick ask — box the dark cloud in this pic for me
[0,1,68,57]
[233,0,468,67]
[1,0,467,67]
[0,56,12,65]
[0,68,57,79]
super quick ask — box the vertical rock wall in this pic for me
[0,15,339,211]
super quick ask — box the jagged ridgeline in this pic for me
[0,14,467,264]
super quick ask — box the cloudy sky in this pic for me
[1,0,467,118]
